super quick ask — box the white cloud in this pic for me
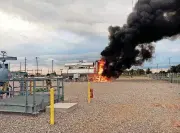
[0,0,133,35]
[170,49,180,52]
[0,0,179,73]
[155,39,180,54]
[0,0,134,72]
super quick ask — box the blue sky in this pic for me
[0,0,180,73]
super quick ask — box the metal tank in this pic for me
[0,51,16,84]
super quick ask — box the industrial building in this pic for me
[62,60,96,81]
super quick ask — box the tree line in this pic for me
[122,68,150,76]
[158,64,180,74]
[122,64,180,76]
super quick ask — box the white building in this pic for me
[62,60,97,79]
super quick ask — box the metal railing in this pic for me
[0,77,64,114]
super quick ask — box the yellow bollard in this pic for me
[88,81,91,103]
[50,88,54,125]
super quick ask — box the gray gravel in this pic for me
[0,77,180,133]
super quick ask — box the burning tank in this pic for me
[88,58,111,82]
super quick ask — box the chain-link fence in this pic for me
[148,73,180,84]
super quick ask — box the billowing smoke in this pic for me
[101,0,180,78]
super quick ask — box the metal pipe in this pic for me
[11,85,59,88]
[9,83,12,97]
[57,78,60,102]
[25,80,28,113]
[1,77,63,82]
[33,80,36,113]
[0,89,57,93]
[62,78,64,101]
[12,80,14,97]
[42,79,45,108]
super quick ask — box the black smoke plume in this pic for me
[101,0,180,78]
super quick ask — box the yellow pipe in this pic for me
[50,88,54,125]
[88,81,91,103]
[3,82,8,92]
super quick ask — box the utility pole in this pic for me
[169,57,172,68]
[25,57,27,73]
[36,57,38,75]
[157,64,159,73]
[20,62,21,72]
[52,60,54,73]
[60,69,63,75]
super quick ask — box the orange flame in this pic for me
[88,59,111,82]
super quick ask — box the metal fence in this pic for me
[0,77,64,114]
[148,73,180,84]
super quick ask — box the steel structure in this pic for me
[0,51,17,64]
[0,77,64,115]
[0,51,17,82]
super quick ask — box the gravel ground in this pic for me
[1,77,180,133]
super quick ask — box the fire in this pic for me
[88,59,111,82]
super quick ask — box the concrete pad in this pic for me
[46,103,78,113]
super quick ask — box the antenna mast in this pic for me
[1,51,7,64]
[0,51,17,65]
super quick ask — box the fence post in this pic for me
[12,80,14,97]
[62,78,64,101]
[25,80,28,113]
[57,78,60,102]
[30,80,33,95]
[42,79,45,98]
[42,79,45,109]
[33,80,36,113]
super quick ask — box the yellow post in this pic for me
[30,81,33,95]
[2,82,8,97]
[88,81,91,103]
[50,88,54,125]
[2,82,8,92]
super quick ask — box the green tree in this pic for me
[130,69,134,77]
[137,69,145,75]
[159,71,166,74]
[146,68,152,74]
[170,66,177,73]
[176,64,180,73]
